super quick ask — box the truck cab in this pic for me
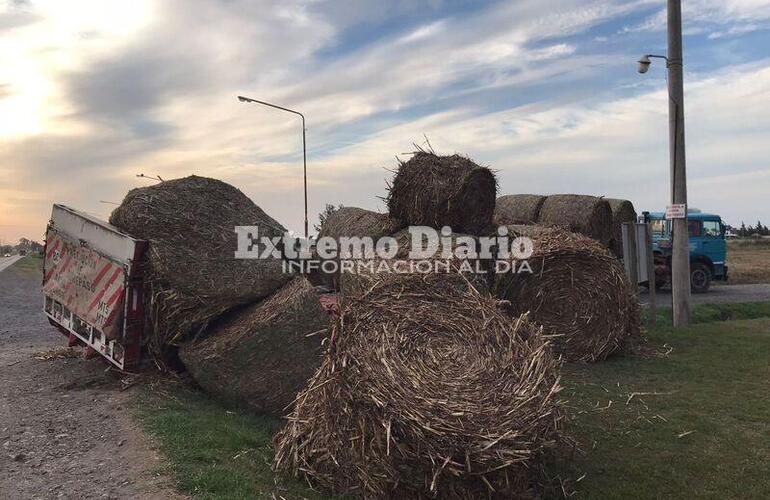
[641,210,728,293]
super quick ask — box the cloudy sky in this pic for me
[1,0,770,243]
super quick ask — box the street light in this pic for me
[136,173,164,182]
[637,54,668,74]
[237,95,308,238]
[638,0,691,328]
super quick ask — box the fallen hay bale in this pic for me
[179,277,329,416]
[274,271,562,499]
[606,199,638,258]
[310,207,403,289]
[537,194,613,246]
[493,226,640,362]
[495,194,546,225]
[109,175,290,359]
[387,151,496,235]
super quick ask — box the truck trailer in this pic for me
[42,204,148,369]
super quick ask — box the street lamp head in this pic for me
[237,95,252,103]
[637,55,651,74]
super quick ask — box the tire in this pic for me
[690,262,712,294]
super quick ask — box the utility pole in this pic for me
[668,0,691,327]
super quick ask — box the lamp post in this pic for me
[638,0,691,327]
[237,95,308,238]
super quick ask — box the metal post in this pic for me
[302,116,308,239]
[623,222,639,290]
[646,223,657,328]
[668,0,691,327]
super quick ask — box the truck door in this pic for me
[701,220,726,277]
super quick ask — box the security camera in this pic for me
[637,55,651,74]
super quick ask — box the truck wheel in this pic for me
[691,263,712,294]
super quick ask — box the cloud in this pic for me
[2,0,770,243]
[623,0,770,35]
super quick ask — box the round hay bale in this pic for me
[389,228,478,259]
[274,271,562,498]
[537,194,613,246]
[605,199,638,258]
[387,228,493,288]
[495,194,546,225]
[109,175,291,359]
[318,207,402,241]
[386,152,496,235]
[310,207,403,289]
[179,277,329,416]
[493,225,640,362]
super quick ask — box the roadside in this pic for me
[640,283,770,308]
[550,315,770,498]
[0,255,24,273]
[0,258,185,500]
[725,239,770,285]
[133,301,770,500]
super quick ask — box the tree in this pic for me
[739,221,748,237]
[15,238,44,254]
[314,203,343,233]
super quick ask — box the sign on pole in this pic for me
[665,204,687,220]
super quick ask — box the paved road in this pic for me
[640,284,770,308]
[0,255,24,273]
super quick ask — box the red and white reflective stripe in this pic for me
[87,266,122,314]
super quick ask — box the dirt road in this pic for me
[640,283,770,308]
[0,264,183,499]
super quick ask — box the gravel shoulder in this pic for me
[0,264,184,500]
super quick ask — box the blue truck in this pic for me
[640,210,728,293]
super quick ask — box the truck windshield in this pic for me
[651,219,667,237]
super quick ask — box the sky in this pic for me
[1,0,770,244]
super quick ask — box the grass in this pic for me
[726,239,770,285]
[551,317,770,499]
[646,301,770,326]
[11,255,44,275]
[135,384,329,500]
[134,302,770,500]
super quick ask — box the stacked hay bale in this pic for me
[274,271,562,498]
[109,175,290,359]
[387,151,496,235]
[179,277,329,416]
[317,207,401,242]
[537,194,613,247]
[495,194,547,225]
[493,225,640,362]
[310,207,403,289]
[605,199,638,258]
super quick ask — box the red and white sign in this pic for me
[42,232,126,340]
[665,204,687,220]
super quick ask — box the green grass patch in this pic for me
[134,385,330,500]
[646,301,770,326]
[550,318,770,499]
[135,314,770,500]
[11,255,44,275]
